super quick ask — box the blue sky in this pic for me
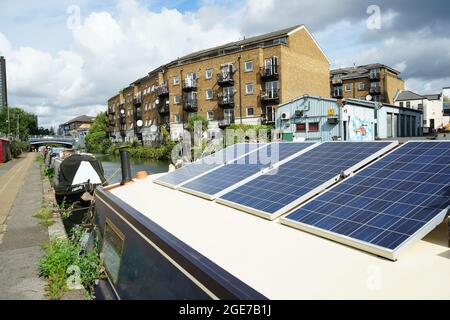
[0,0,449,128]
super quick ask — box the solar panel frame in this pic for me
[177,142,319,200]
[216,141,399,221]
[153,143,266,189]
[280,140,450,261]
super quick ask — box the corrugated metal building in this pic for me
[275,95,422,141]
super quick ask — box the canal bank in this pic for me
[0,153,48,299]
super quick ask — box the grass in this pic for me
[38,227,104,300]
[33,203,54,227]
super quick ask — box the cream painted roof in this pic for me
[109,174,450,300]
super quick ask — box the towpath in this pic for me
[0,153,48,299]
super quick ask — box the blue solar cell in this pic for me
[219,142,395,219]
[283,141,450,260]
[154,143,262,188]
[179,142,315,198]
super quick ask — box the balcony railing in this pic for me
[183,79,197,91]
[331,77,343,85]
[159,103,170,114]
[260,66,279,80]
[217,94,235,109]
[133,96,142,106]
[217,72,234,86]
[218,118,235,128]
[369,86,381,94]
[156,84,169,96]
[260,90,280,103]
[109,119,116,126]
[184,100,198,112]
[369,73,381,80]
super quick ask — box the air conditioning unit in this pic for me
[281,112,290,120]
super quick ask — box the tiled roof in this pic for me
[395,90,426,101]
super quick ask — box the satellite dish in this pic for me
[120,109,125,114]
[136,120,143,127]
[150,125,158,133]
[155,99,160,105]
[366,95,373,101]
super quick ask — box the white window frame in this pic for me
[247,107,255,117]
[206,89,213,100]
[345,83,351,92]
[358,82,365,91]
[173,76,180,85]
[207,111,214,121]
[175,114,181,123]
[205,69,213,80]
[244,61,253,72]
[174,95,181,104]
[245,83,254,95]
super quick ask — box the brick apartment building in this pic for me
[108,24,330,142]
[330,64,404,104]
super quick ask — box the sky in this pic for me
[0,0,449,128]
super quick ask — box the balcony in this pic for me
[369,73,381,80]
[108,108,115,115]
[109,119,116,126]
[156,83,169,97]
[184,100,198,112]
[218,118,234,129]
[217,72,234,86]
[133,96,142,106]
[182,79,197,92]
[369,86,381,94]
[217,94,235,109]
[260,66,279,81]
[158,103,170,114]
[260,90,280,104]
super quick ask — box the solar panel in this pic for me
[281,141,450,261]
[153,143,264,189]
[217,141,397,220]
[178,142,317,200]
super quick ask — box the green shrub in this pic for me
[10,140,28,158]
[39,228,104,300]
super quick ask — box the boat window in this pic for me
[102,219,125,284]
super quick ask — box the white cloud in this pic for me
[1,0,242,128]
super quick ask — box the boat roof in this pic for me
[107,174,450,299]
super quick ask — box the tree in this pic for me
[85,112,109,153]
[0,107,38,140]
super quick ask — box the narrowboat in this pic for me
[93,142,450,300]
[54,153,106,206]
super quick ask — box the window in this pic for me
[358,82,365,91]
[247,107,254,117]
[175,114,181,123]
[244,61,253,72]
[207,111,214,121]
[418,103,423,111]
[296,123,306,132]
[273,37,287,45]
[102,219,125,284]
[173,76,180,85]
[174,95,181,104]
[206,89,213,100]
[406,101,411,108]
[245,83,254,95]
[373,95,382,102]
[333,85,343,97]
[308,122,319,132]
[399,102,404,108]
[205,69,213,80]
[345,84,351,92]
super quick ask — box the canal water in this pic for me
[95,154,170,185]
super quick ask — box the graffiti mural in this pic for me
[350,116,373,141]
